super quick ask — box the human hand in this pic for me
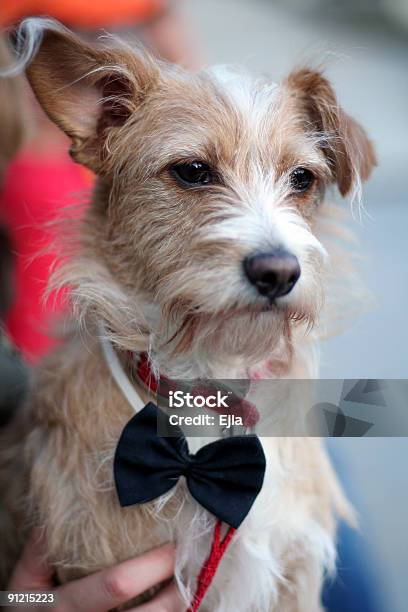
[7,530,184,611]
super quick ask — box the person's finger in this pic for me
[57,543,175,612]
[130,581,185,612]
[9,529,54,590]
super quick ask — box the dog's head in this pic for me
[22,19,376,376]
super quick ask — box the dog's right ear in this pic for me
[20,18,159,172]
[285,68,376,197]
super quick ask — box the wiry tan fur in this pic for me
[0,18,376,611]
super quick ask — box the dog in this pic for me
[0,18,376,611]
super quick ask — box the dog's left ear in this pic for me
[22,19,159,173]
[285,68,376,196]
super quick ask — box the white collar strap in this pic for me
[98,323,145,414]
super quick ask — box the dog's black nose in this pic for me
[244,250,301,300]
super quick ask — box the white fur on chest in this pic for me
[159,437,336,612]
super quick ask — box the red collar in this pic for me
[132,352,260,428]
[135,351,160,394]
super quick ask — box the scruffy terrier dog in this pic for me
[0,18,376,611]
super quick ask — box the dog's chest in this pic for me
[54,436,334,611]
[24,354,339,611]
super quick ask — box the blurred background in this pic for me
[0,1,407,610]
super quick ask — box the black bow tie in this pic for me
[114,403,266,529]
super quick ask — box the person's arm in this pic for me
[7,530,183,611]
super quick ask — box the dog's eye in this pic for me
[171,161,214,186]
[290,167,315,192]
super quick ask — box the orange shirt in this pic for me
[1,146,93,361]
[0,0,165,28]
